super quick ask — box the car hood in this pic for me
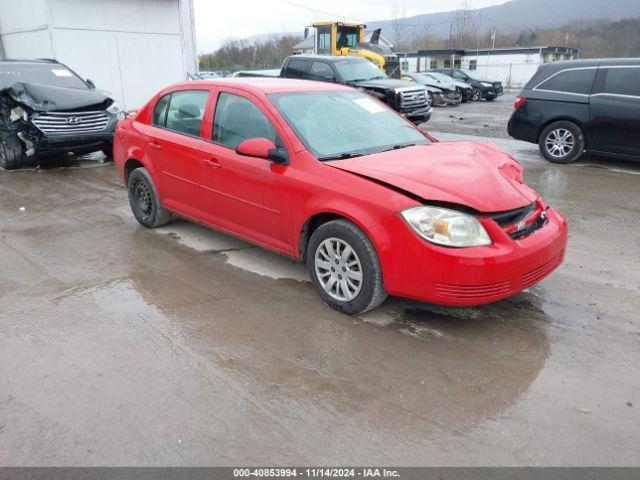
[0,82,112,112]
[350,78,424,91]
[452,80,472,89]
[424,86,442,94]
[327,141,538,212]
[421,80,455,91]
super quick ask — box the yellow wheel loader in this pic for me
[305,21,401,79]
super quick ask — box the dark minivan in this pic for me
[508,58,640,163]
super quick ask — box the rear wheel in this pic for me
[0,136,25,170]
[539,121,585,164]
[306,219,387,315]
[127,167,171,228]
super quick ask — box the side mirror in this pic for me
[86,78,96,89]
[236,138,289,165]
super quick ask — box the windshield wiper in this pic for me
[318,152,364,161]
[380,143,416,152]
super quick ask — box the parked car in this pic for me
[114,78,567,314]
[430,72,475,102]
[280,55,432,124]
[434,68,503,101]
[0,59,123,170]
[402,72,462,106]
[190,71,221,80]
[233,69,282,78]
[509,58,640,164]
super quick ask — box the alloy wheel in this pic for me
[545,128,575,159]
[314,237,363,302]
[133,180,153,214]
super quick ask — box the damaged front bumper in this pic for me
[5,111,117,158]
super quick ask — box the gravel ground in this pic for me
[424,92,518,139]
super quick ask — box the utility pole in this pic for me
[487,27,496,71]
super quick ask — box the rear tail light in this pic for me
[514,97,526,109]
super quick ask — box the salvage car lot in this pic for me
[1,123,639,464]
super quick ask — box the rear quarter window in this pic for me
[537,68,596,95]
[152,94,171,126]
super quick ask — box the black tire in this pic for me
[0,136,25,170]
[126,167,171,228]
[538,120,585,164]
[471,88,482,102]
[306,219,387,315]
[102,146,114,160]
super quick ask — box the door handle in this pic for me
[204,158,222,169]
[149,141,162,150]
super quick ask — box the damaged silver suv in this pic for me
[0,59,123,170]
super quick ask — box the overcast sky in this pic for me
[193,0,508,53]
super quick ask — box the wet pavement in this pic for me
[427,93,521,139]
[1,137,639,466]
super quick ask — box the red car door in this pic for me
[144,88,211,218]
[198,89,292,254]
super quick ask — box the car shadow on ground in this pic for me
[1,151,110,171]
[574,153,640,174]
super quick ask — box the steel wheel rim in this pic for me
[545,128,575,158]
[315,237,363,302]
[133,180,152,214]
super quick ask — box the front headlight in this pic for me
[106,102,122,114]
[481,82,493,87]
[401,206,492,247]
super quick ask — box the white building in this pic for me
[0,0,197,109]
[400,46,580,89]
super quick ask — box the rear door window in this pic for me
[164,90,209,137]
[537,69,596,95]
[284,60,308,79]
[309,62,335,82]
[603,67,640,97]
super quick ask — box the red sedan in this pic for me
[114,78,567,314]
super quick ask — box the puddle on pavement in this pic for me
[112,223,552,437]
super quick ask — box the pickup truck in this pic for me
[235,55,433,124]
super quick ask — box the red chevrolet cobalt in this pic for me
[114,78,567,314]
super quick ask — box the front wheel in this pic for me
[0,136,25,170]
[539,121,585,164]
[471,88,482,101]
[102,146,114,160]
[306,219,387,315]
[127,167,171,228]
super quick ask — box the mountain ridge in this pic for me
[367,0,640,46]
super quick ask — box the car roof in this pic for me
[0,59,60,65]
[176,77,351,94]
[537,57,640,72]
[286,55,367,63]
